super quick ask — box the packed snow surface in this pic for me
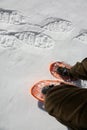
[0,0,87,130]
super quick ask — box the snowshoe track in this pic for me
[73,30,87,44]
[0,8,29,25]
[0,30,55,49]
[14,31,55,48]
[40,17,73,32]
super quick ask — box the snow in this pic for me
[0,0,87,130]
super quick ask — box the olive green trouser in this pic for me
[45,58,87,130]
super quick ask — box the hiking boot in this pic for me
[56,66,78,81]
[56,66,70,77]
[41,84,54,95]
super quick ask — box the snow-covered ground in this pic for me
[0,0,87,130]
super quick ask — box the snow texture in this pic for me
[0,1,87,130]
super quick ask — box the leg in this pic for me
[70,58,87,80]
[44,84,87,130]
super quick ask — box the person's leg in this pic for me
[70,58,87,80]
[44,84,87,130]
[56,58,87,80]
